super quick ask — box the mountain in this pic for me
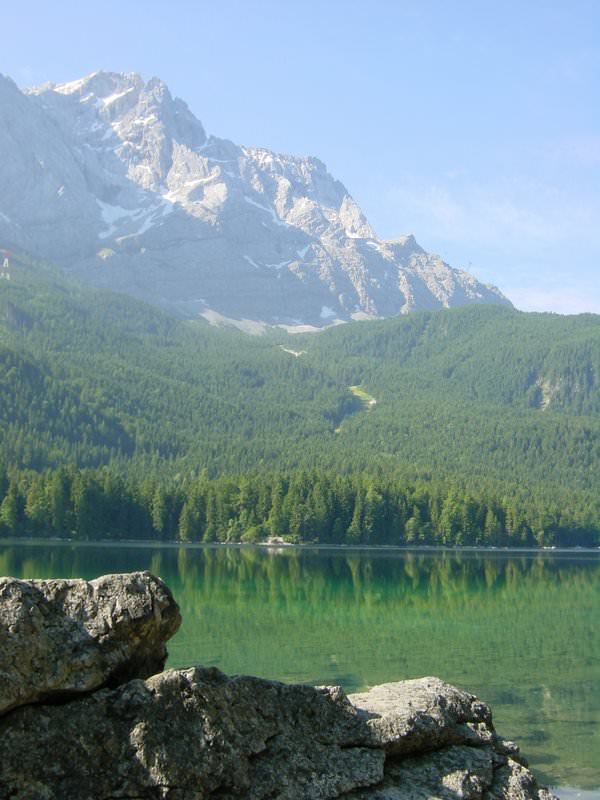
[2,259,600,545]
[0,71,510,328]
[1,256,598,498]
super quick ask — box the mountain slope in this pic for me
[0,71,509,327]
[0,256,598,500]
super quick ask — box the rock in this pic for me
[0,666,384,800]
[0,667,555,800]
[349,677,502,755]
[0,571,181,715]
[486,760,558,800]
[345,679,553,799]
[344,746,553,799]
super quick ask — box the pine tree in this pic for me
[0,481,24,534]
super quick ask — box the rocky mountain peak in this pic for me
[0,73,19,93]
[0,70,511,329]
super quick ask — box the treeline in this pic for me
[1,464,598,548]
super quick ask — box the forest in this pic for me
[1,252,600,546]
[1,464,598,547]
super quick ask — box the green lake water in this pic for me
[1,540,599,797]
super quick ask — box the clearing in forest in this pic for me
[334,385,377,433]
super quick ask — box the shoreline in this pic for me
[1,537,599,555]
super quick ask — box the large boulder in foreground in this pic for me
[350,677,501,755]
[0,571,181,715]
[0,667,554,800]
[347,678,555,800]
[0,666,383,800]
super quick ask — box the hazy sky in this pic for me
[3,1,600,313]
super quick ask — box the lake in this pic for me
[1,540,599,798]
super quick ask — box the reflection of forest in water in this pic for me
[1,542,599,790]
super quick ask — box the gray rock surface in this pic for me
[349,676,502,755]
[0,667,384,800]
[0,571,181,715]
[0,668,555,800]
[0,70,511,328]
[344,746,556,799]
[345,679,553,799]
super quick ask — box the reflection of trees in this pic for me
[163,548,600,631]
[4,545,599,611]
[2,542,600,787]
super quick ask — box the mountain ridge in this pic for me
[0,70,510,328]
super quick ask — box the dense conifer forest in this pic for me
[1,465,597,547]
[1,253,599,546]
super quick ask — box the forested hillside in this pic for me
[1,253,599,545]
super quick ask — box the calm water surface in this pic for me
[1,541,599,796]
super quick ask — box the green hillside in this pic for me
[1,253,599,545]
[305,307,600,489]
[0,254,355,473]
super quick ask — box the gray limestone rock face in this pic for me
[349,677,501,756]
[345,678,554,800]
[0,70,511,328]
[0,667,384,800]
[0,665,556,800]
[344,746,553,800]
[0,571,181,715]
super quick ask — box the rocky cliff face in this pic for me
[0,572,554,799]
[0,71,510,328]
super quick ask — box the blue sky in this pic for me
[3,0,600,313]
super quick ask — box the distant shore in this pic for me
[1,537,599,555]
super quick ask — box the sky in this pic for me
[2,0,600,313]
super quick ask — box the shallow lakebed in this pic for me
[1,541,598,796]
